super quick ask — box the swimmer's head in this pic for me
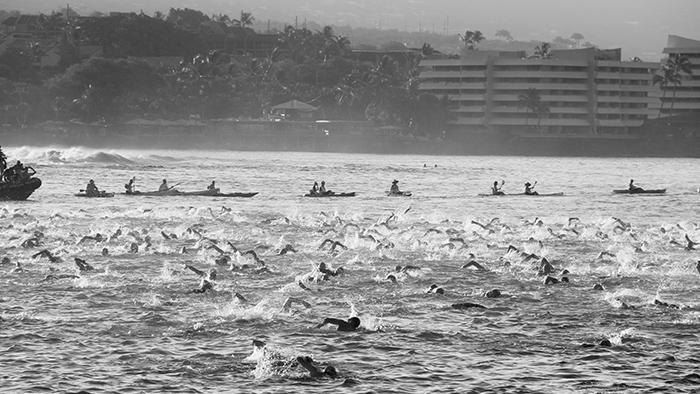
[324,365,338,378]
[348,317,361,328]
[485,289,501,298]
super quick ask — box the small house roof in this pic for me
[271,100,318,111]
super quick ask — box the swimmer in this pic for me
[544,276,569,285]
[451,302,486,310]
[10,261,25,274]
[315,317,361,331]
[461,260,486,271]
[595,251,617,261]
[74,257,94,272]
[185,265,217,293]
[538,258,554,276]
[241,250,265,266]
[395,265,421,273]
[41,274,79,282]
[21,237,42,248]
[298,281,312,291]
[318,239,348,253]
[32,249,62,263]
[318,262,344,279]
[654,299,679,309]
[296,356,338,379]
[426,284,445,294]
[279,244,297,255]
[484,289,501,298]
[281,297,312,312]
[78,233,104,244]
[685,234,697,251]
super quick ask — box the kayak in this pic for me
[124,188,219,196]
[208,192,259,198]
[612,189,666,194]
[304,192,356,198]
[75,192,115,198]
[477,192,564,197]
[0,177,42,201]
[386,191,412,197]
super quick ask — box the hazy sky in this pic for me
[6,0,700,60]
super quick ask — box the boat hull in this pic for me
[209,192,259,198]
[612,189,666,194]
[0,178,42,201]
[477,192,564,197]
[304,192,356,198]
[75,192,115,198]
[386,191,412,197]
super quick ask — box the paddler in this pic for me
[85,179,100,197]
[390,179,400,194]
[124,177,135,194]
[159,179,170,192]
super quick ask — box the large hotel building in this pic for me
[418,35,700,138]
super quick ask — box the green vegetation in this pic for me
[0,8,456,139]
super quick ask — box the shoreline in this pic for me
[2,128,699,158]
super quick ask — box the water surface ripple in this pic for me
[1,147,700,393]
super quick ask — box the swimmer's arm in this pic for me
[185,264,205,277]
[282,297,311,311]
[315,318,345,328]
[296,356,324,378]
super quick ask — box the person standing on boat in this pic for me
[159,179,170,192]
[390,180,401,194]
[524,182,538,195]
[85,180,100,197]
[629,179,643,192]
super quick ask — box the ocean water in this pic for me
[2,146,700,393]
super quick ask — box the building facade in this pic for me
[656,35,700,118]
[418,47,660,137]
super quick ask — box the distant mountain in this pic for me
[4,0,700,61]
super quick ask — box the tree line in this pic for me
[0,8,453,139]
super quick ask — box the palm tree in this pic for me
[458,30,484,50]
[235,11,254,27]
[667,53,693,117]
[652,65,675,118]
[535,101,550,131]
[534,42,552,59]
[518,88,541,129]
